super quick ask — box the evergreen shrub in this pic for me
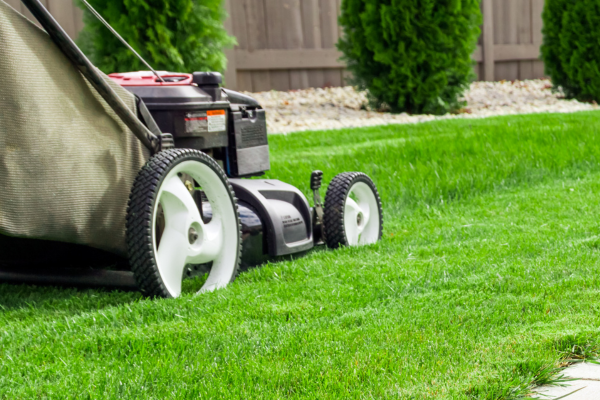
[542,0,600,101]
[338,0,481,115]
[76,0,235,76]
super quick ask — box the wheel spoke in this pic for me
[345,197,361,245]
[156,175,204,296]
[156,227,189,297]
[188,221,223,264]
[345,197,361,216]
[160,175,202,225]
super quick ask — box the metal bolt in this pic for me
[188,227,199,244]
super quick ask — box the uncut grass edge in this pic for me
[465,333,600,399]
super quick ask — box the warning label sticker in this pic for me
[185,111,208,135]
[185,110,226,134]
[207,110,226,132]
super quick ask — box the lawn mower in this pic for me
[0,0,383,298]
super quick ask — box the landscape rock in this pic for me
[245,80,599,134]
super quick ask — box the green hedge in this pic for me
[338,0,481,115]
[542,0,600,101]
[77,0,235,76]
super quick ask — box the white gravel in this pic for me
[245,79,599,134]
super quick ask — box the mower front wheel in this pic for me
[323,172,383,249]
[126,149,242,298]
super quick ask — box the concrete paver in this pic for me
[561,363,600,381]
[534,381,600,399]
[533,362,600,400]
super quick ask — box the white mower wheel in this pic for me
[126,149,242,298]
[323,172,383,249]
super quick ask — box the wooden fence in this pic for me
[3,0,83,39]
[223,0,346,92]
[225,0,547,91]
[4,0,547,92]
[475,0,545,82]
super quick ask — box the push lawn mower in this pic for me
[0,0,383,298]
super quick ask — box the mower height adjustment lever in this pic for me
[311,170,323,192]
[311,171,325,244]
[159,133,175,150]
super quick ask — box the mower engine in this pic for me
[109,71,269,177]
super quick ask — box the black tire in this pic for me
[323,172,383,249]
[126,149,242,298]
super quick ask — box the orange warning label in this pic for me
[207,109,226,132]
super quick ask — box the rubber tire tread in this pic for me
[126,149,242,298]
[323,172,383,249]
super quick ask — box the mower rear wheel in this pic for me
[126,149,242,298]
[323,172,383,249]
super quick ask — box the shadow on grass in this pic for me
[0,238,329,314]
[0,282,142,313]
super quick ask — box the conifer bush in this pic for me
[542,0,600,101]
[338,0,481,115]
[76,0,235,75]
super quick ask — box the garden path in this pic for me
[534,363,600,399]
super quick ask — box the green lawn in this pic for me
[2,112,600,399]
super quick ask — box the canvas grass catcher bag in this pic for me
[0,0,149,256]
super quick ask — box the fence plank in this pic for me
[320,0,341,87]
[7,0,85,39]
[236,49,342,70]
[251,71,272,92]
[494,44,540,61]
[301,0,321,48]
[4,0,21,11]
[503,0,519,80]
[283,0,309,89]
[301,0,326,88]
[235,46,537,71]
[264,0,289,90]
[282,0,304,48]
[320,0,338,49]
[231,0,248,50]
[532,0,545,78]
[336,0,342,40]
[246,0,270,91]
[482,0,495,81]
[229,0,248,89]
[330,0,343,86]
[237,72,253,91]
[518,0,534,79]
[493,0,508,80]
[48,0,76,39]
[223,0,238,89]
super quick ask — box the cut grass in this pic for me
[2,112,600,398]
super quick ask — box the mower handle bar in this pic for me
[20,0,160,153]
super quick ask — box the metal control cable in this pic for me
[80,0,165,83]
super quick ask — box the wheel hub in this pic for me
[188,227,199,244]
